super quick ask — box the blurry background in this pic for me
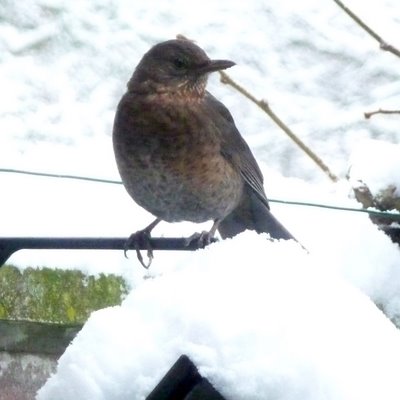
[0,0,399,270]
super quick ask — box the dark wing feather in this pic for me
[205,92,270,209]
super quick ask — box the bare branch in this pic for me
[219,71,339,182]
[333,0,400,58]
[364,108,400,119]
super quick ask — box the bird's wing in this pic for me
[205,92,270,209]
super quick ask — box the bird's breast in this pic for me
[113,97,244,223]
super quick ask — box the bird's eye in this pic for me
[173,57,187,70]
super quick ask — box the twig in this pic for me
[219,70,339,182]
[333,0,400,58]
[364,108,400,119]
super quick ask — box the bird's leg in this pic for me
[124,218,161,268]
[185,219,221,248]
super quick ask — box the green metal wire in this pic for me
[269,199,400,220]
[0,168,121,185]
[1,167,399,220]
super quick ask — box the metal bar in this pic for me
[0,237,215,267]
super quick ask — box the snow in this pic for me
[1,0,400,398]
[348,139,400,196]
[37,236,400,400]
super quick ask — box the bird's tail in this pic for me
[218,187,297,241]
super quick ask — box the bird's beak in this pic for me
[196,59,235,75]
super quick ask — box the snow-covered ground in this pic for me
[1,0,400,399]
[37,236,400,400]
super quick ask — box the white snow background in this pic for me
[1,0,400,399]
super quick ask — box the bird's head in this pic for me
[128,39,235,98]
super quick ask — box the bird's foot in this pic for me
[184,231,217,249]
[124,230,154,269]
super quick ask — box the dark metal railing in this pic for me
[0,237,213,267]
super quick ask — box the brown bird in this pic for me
[113,38,297,267]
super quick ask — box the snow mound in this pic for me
[37,233,400,400]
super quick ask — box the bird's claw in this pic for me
[124,230,154,269]
[184,231,216,249]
